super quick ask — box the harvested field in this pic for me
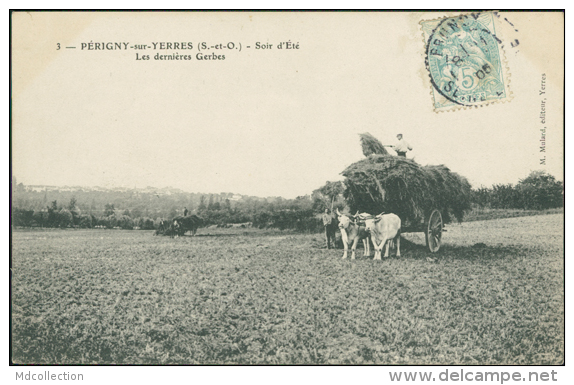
[11,214,563,364]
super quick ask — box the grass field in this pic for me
[11,214,564,364]
[462,207,564,223]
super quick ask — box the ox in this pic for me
[336,209,371,259]
[362,213,401,259]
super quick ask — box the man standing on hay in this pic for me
[392,134,412,158]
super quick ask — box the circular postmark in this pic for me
[425,13,506,107]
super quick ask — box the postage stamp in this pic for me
[420,12,512,112]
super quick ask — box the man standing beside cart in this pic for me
[322,209,337,249]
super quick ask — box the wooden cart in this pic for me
[401,208,444,253]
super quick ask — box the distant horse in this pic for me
[155,219,179,238]
[155,220,169,236]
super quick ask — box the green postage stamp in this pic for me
[421,12,512,111]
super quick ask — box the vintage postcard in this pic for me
[11,11,564,373]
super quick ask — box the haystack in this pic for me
[359,132,389,157]
[342,134,471,225]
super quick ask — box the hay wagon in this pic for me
[400,208,444,253]
[343,134,472,254]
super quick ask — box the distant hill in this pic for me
[11,180,315,221]
[12,183,271,219]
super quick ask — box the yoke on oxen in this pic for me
[335,209,372,260]
[336,209,401,260]
[361,212,401,259]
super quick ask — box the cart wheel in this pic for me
[425,209,443,253]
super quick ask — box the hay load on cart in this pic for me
[341,133,472,252]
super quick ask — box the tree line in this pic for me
[11,182,335,232]
[11,171,562,231]
[470,171,563,210]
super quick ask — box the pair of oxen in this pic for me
[328,209,401,260]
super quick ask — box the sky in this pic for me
[12,12,564,198]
